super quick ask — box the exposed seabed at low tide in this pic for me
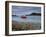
[12,21,41,31]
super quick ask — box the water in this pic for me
[12,16,41,30]
[12,16,41,23]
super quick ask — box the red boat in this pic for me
[21,16,27,19]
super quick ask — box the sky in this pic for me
[12,6,41,16]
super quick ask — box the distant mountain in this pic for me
[12,15,18,17]
[26,13,41,16]
[12,13,41,16]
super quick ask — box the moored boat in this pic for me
[21,16,27,19]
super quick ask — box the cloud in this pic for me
[12,6,41,16]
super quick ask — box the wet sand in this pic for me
[12,21,41,31]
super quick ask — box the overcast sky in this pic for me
[12,6,41,16]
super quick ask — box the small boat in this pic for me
[21,16,27,19]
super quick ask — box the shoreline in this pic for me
[12,21,41,31]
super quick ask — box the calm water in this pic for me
[12,16,41,29]
[12,16,41,23]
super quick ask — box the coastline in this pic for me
[12,21,41,31]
